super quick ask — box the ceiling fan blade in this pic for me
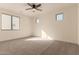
[36,4,41,8]
[26,8,33,10]
[35,8,42,11]
[27,3,33,7]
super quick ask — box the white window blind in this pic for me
[2,14,11,30]
[12,16,19,30]
[2,14,19,30]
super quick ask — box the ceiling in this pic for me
[0,3,77,17]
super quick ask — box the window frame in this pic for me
[1,13,20,31]
[56,12,64,22]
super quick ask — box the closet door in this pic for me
[12,16,19,30]
[2,14,11,30]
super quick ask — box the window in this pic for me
[2,14,19,30]
[12,16,19,30]
[2,14,11,30]
[56,13,64,21]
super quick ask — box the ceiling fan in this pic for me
[26,3,42,12]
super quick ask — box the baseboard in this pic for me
[0,35,33,43]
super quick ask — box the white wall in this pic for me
[0,10,33,41]
[33,4,78,44]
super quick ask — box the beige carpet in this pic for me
[42,40,79,55]
[0,37,78,55]
[0,37,53,55]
